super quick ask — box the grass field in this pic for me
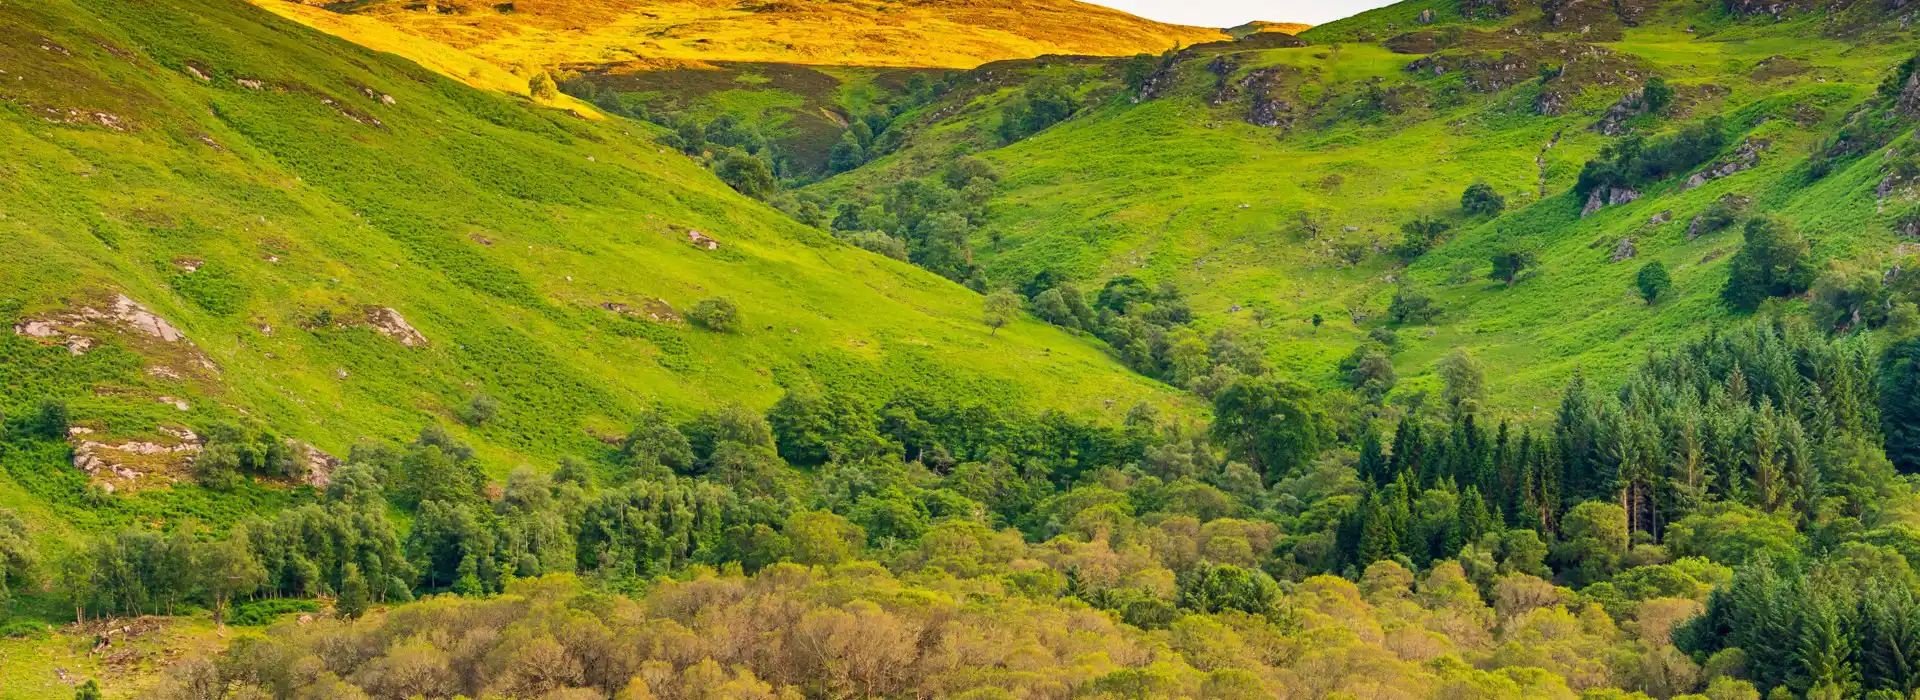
[0,0,1189,558]
[799,0,1919,414]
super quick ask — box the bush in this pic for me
[1461,182,1506,217]
[528,71,558,101]
[1635,261,1672,304]
[995,78,1078,143]
[716,153,777,199]
[836,230,908,261]
[687,297,740,332]
[1721,216,1814,311]
[0,620,48,639]
[229,598,320,626]
[1643,76,1673,113]
[1388,284,1440,325]
[1489,247,1537,286]
[456,393,502,427]
[25,398,68,440]
[1576,117,1727,197]
[1394,216,1451,260]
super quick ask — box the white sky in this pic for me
[1081,0,1400,28]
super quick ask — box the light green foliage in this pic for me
[982,289,1020,335]
[1636,261,1672,304]
[1723,216,1815,311]
[687,297,741,332]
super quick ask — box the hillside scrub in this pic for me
[11,320,1920,699]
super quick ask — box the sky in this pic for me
[1080,0,1399,28]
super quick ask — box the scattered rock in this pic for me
[157,396,190,411]
[601,299,681,323]
[1221,66,1301,128]
[1459,0,1513,19]
[364,306,427,346]
[1611,237,1638,262]
[1135,55,1183,102]
[185,65,210,82]
[1684,139,1768,190]
[1581,186,1641,217]
[237,78,265,90]
[1590,87,1650,136]
[1897,210,1920,239]
[71,426,202,493]
[1649,210,1673,225]
[289,440,339,488]
[38,107,128,131]
[1205,55,1242,106]
[113,295,187,342]
[687,230,720,250]
[1897,69,1920,118]
[1417,8,1437,25]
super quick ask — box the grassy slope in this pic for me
[0,0,1184,539]
[316,0,1228,70]
[807,0,1918,414]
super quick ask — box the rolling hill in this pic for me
[9,1,1920,698]
[279,0,1228,71]
[0,0,1183,540]
[766,0,1920,414]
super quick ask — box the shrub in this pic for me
[1461,182,1506,217]
[716,153,777,199]
[1489,247,1537,286]
[1721,216,1814,311]
[456,393,502,427]
[996,78,1078,143]
[1643,76,1673,113]
[26,398,68,440]
[1635,261,1672,304]
[1576,117,1727,197]
[1394,216,1451,260]
[0,620,47,639]
[687,297,741,332]
[229,598,321,626]
[837,230,908,261]
[528,71,558,101]
[983,290,1021,335]
[1388,284,1440,325]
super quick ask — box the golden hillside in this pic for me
[292,0,1228,70]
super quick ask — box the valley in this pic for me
[1,0,1919,697]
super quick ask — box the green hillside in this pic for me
[760,0,1920,414]
[10,1,1920,699]
[0,0,1183,531]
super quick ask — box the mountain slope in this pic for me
[787,0,1920,412]
[0,0,1184,530]
[291,0,1227,71]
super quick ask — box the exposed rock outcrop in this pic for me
[1582,186,1642,216]
[1897,69,1920,118]
[12,293,210,369]
[1685,194,1750,239]
[291,440,340,488]
[1135,57,1182,101]
[71,425,202,494]
[1205,55,1242,105]
[1684,139,1768,190]
[1590,88,1650,135]
[1611,237,1638,262]
[1239,68,1297,127]
[365,306,427,347]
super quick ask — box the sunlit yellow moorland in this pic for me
[291,0,1228,70]
[6,0,1920,697]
